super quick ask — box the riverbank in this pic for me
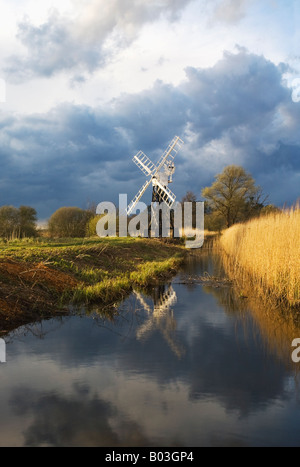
[0,237,185,333]
[219,207,300,308]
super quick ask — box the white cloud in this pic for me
[212,0,253,24]
[0,0,296,117]
[4,0,195,82]
[291,78,300,102]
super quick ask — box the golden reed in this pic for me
[219,206,300,307]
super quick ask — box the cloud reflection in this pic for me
[10,385,151,447]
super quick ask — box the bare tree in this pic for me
[202,165,267,228]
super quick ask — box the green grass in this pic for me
[0,235,136,252]
[0,236,185,309]
[72,257,182,305]
[0,237,150,265]
[130,258,180,286]
[72,276,131,304]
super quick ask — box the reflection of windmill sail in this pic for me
[135,285,185,359]
[133,291,152,314]
[127,136,184,216]
[153,285,177,313]
[136,285,177,339]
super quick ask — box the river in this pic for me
[0,253,299,447]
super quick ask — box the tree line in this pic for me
[0,205,37,238]
[0,165,280,239]
[0,205,94,239]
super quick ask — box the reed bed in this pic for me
[219,207,300,307]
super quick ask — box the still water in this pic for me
[0,254,300,447]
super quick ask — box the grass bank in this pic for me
[0,237,185,332]
[219,207,300,308]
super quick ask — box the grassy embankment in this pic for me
[219,207,300,308]
[0,237,185,330]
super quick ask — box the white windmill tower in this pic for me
[126,136,184,219]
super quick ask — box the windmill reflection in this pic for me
[134,284,185,359]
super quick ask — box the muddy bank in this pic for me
[0,260,78,333]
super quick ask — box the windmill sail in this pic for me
[133,151,156,177]
[153,136,184,178]
[154,180,176,207]
[127,179,152,215]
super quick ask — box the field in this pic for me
[219,207,300,307]
[0,237,185,333]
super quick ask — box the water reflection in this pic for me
[9,386,151,447]
[135,285,185,359]
[1,254,300,446]
[218,252,300,371]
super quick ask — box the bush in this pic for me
[48,207,93,238]
[86,215,101,237]
[86,215,122,237]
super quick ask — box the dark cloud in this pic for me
[114,80,189,151]
[0,49,299,219]
[183,50,289,143]
[0,104,133,217]
[4,0,194,82]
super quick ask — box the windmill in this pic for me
[126,136,184,217]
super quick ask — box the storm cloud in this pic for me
[0,49,299,219]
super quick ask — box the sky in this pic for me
[0,0,299,221]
